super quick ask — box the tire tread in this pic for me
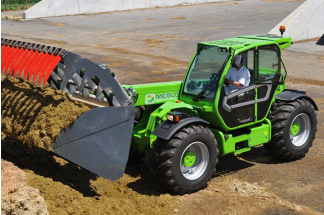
[264,98,317,161]
[149,124,218,195]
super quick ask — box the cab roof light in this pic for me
[279,26,285,37]
[218,47,227,53]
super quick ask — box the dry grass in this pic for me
[170,17,186,19]
[52,23,67,26]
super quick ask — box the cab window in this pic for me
[258,46,280,84]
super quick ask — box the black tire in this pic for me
[149,124,218,195]
[127,106,145,164]
[264,98,317,161]
[134,106,144,125]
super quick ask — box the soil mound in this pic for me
[228,179,264,196]
[1,160,49,215]
[1,138,180,215]
[1,76,89,150]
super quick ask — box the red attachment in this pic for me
[13,44,31,77]
[17,44,38,78]
[27,46,46,82]
[26,45,46,81]
[39,48,62,85]
[3,43,19,74]
[3,41,18,65]
[7,42,26,76]
[1,40,10,62]
[32,47,52,83]
[42,50,63,85]
[22,45,41,79]
[1,40,13,63]
[1,39,8,53]
[2,39,63,86]
[2,41,18,73]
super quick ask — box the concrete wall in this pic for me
[268,0,324,41]
[23,0,228,19]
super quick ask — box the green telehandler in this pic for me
[1,32,318,195]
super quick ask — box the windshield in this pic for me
[184,46,229,100]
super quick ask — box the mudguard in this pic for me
[275,90,318,111]
[152,117,209,140]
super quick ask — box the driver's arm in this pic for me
[228,79,243,88]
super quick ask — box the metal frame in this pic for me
[223,84,272,111]
[1,38,133,107]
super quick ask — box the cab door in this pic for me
[255,45,282,121]
[218,48,256,128]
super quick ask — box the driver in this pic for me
[224,55,250,94]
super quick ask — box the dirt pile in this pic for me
[1,139,180,214]
[1,160,49,215]
[1,76,89,150]
[228,179,264,196]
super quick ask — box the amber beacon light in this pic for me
[279,26,286,37]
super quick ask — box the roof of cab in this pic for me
[197,34,292,51]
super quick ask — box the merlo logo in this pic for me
[145,94,155,104]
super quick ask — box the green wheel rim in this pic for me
[290,113,311,147]
[182,151,196,167]
[290,122,300,136]
[180,141,209,181]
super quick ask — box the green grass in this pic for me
[1,0,40,11]
[1,4,35,11]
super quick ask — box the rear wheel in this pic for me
[149,124,218,195]
[264,98,317,161]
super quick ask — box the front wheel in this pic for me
[149,124,218,195]
[264,98,317,161]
